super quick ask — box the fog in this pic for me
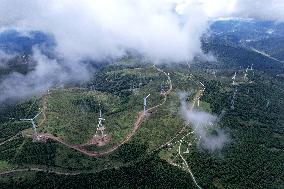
[0,0,208,104]
[0,0,208,63]
[177,0,284,21]
[0,51,14,68]
[0,0,283,103]
[1,48,94,101]
[180,93,229,152]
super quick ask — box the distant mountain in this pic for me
[0,30,54,55]
[209,19,284,61]
[202,36,284,73]
[0,30,55,81]
[210,19,284,40]
[245,37,284,61]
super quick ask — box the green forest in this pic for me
[0,56,283,189]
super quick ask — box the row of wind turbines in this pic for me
[232,64,254,85]
[18,92,153,144]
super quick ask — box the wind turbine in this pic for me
[186,61,191,69]
[243,72,248,80]
[266,100,270,108]
[197,97,200,107]
[213,71,216,78]
[96,109,106,137]
[232,72,237,80]
[144,94,151,115]
[232,72,237,84]
[20,111,42,134]
[160,83,165,95]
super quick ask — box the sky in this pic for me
[0,0,283,103]
[176,0,284,21]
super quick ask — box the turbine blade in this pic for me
[20,119,32,121]
[33,111,42,120]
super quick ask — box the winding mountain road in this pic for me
[178,142,203,189]
[160,63,205,189]
[0,64,204,188]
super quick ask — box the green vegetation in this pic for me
[0,161,11,171]
[0,55,283,188]
[0,60,196,174]
[0,155,196,189]
[181,57,284,188]
[0,98,39,142]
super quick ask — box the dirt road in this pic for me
[178,142,203,189]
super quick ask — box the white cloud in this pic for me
[228,0,284,21]
[0,0,208,63]
[177,0,284,21]
[0,51,14,68]
[180,93,229,152]
[0,0,209,103]
[1,0,283,64]
[0,0,283,103]
[0,47,93,102]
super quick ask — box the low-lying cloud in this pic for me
[0,0,208,104]
[0,0,208,63]
[0,0,284,104]
[0,51,14,68]
[0,48,91,104]
[180,93,229,152]
[177,0,284,21]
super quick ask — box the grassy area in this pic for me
[0,161,12,171]
[38,62,181,147]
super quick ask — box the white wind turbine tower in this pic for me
[197,97,200,107]
[250,64,255,76]
[186,61,191,69]
[20,111,42,135]
[213,70,216,78]
[244,74,248,80]
[160,83,165,95]
[266,100,270,108]
[96,109,106,137]
[232,72,237,85]
[243,70,248,80]
[144,94,151,115]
